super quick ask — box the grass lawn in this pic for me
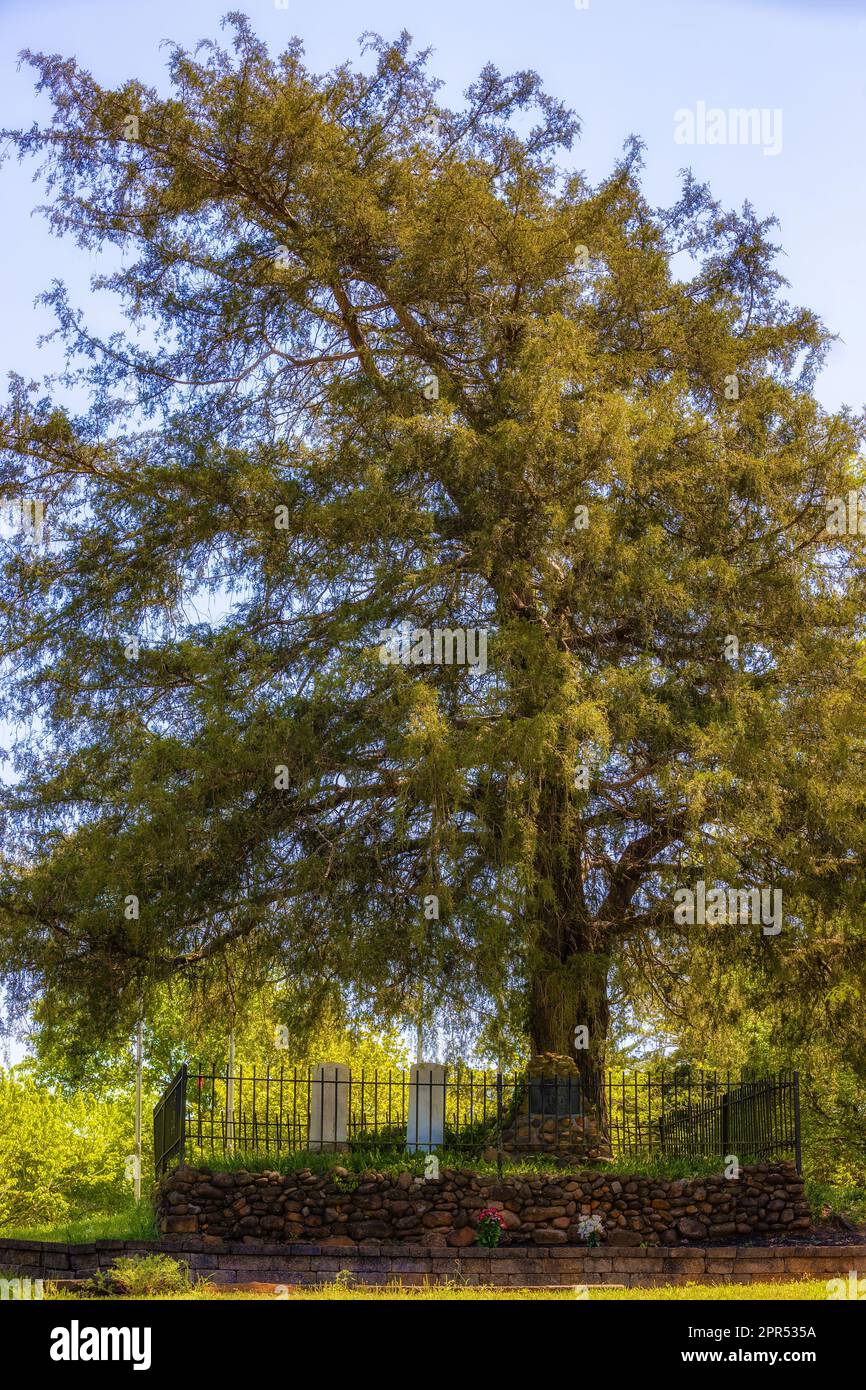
[1,1202,158,1244]
[46,1278,830,1301]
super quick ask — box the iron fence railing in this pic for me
[153,1064,801,1177]
[657,1073,801,1169]
[153,1063,187,1177]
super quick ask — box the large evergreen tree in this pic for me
[1,17,865,1101]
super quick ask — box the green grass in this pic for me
[804,1180,866,1227]
[46,1278,830,1301]
[0,1201,158,1245]
[596,1281,828,1301]
[185,1147,737,1181]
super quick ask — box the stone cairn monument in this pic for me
[497,1053,613,1163]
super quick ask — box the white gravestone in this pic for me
[308,1063,349,1151]
[406,1063,446,1152]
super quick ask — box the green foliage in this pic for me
[1,17,863,1074]
[344,1113,498,1158]
[85,1254,195,1299]
[27,977,408,1095]
[804,1180,866,1228]
[639,976,866,1190]
[0,18,864,1202]
[0,1069,140,1231]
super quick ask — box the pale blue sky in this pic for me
[0,0,863,1064]
[1,0,864,411]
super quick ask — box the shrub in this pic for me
[0,1069,137,1231]
[87,1254,195,1298]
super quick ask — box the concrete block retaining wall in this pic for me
[0,1238,861,1289]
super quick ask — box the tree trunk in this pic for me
[517,735,678,1148]
[528,946,610,1123]
[525,775,611,1133]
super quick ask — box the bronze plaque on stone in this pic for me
[528,1076,584,1117]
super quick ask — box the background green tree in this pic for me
[1,18,864,1119]
[0,1069,133,1232]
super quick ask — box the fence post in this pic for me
[720,1089,730,1158]
[308,1064,349,1151]
[793,1070,802,1173]
[406,1063,445,1152]
[226,1032,235,1156]
[178,1063,187,1169]
[152,1086,162,1177]
[496,1072,503,1178]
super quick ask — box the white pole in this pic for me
[134,1019,143,1204]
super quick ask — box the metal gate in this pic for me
[153,1063,187,1177]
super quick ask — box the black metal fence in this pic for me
[657,1074,801,1169]
[153,1063,187,1177]
[153,1063,801,1176]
